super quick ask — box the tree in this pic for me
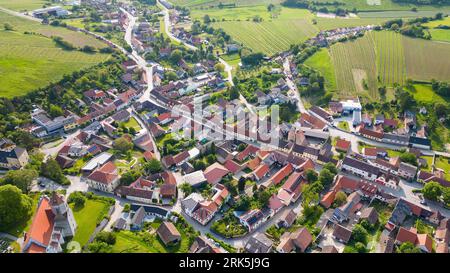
[214,63,225,73]
[322,163,338,175]
[203,14,211,24]
[95,231,117,245]
[256,190,271,207]
[165,71,177,81]
[355,242,367,253]
[304,169,318,183]
[113,136,133,154]
[351,224,369,244]
[119,169,141,186]
[0,185,33,230]
[422,182,442,201]
[180,183,193,196]
[228,86,239,100]
[0,169,38,193]
[235,195,251,211]
[238,178,246,192]
[399,152,418,166]
[48,104,64,118]
[144,159,163,174]
[169,49,183,64]
[40,159,69,185]
[333,191,347,207]
[319,169,335,187]
[4,23,14,31]
[88,241,112,253]
[442,187,450,206]
[397,242,420,253]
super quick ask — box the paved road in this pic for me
[283,57,306,113]
[41,129,80,160]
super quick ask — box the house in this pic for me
[332,191,362,223]
[398,162,417,181]
[362,113,372,126]
[332,224,352,243]
[276,209,297,228]
[235,144,259,162]
[267,163,293,187]
[157,222,181,246]
[409,136,431,150]
[358,126,383,141]
[277,171,306,205]
[252,163,270,181]
[115,176,156,204]
[360,207,379,225]
[321,245,339,253]
[182,171,207,187]
[130,206,146,231]
[22,193,77,253]
[84,162,120,193]
[239,209,270,232]
[223,159,246,175]
[309,106,332,122]
[0,138,29,170]
[335,139,351,153]
[244,233,273,253]
[204,162,230,184]
[341,156,381,181]
[395,227,433,253]
[375,114,384,125]
[362,147,387,160]
[189,236,224,253]
[276,227,312,253]
[129,204,171,220]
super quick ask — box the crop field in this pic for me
[310,0,450,11]
[370,31,405,86]
[329,33,378,100]
[213,19,318,55]
[423,17,450,28]
[429,29,450,42]
[304,48,337,91]
[0,0,49,11]
[402,35,450,81]
[324,30,450,101]
[172,0,282,8]
[358,10,449,18]
[0,11,107,48]
[0,30,109,98]
[315,17,391,30]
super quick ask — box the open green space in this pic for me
[435,156,450,180]
[304,48,337,91]
[429,29,450,42]
[407,84,447,104]
[0,11,110,98]
[70,199,111,247]
[122,117,142,131]
[0,0,49,11]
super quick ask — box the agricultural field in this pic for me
[429,29,450,42]
[0,11,107,48]
[304,48,337,91]
[358,10,450,18]
[322,30,450,101]
[0,11,110,98]
[423,16,450,28]
[172,0,282,8]
[0,0,49,11]
[310,0,450,12]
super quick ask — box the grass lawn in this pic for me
[407,84,447,105]
[111,221,192,253]
[122,117,141,131]
[304,48,337,91]
[423,17,450,28]
[70,199,110,247]
[337,121,350,132]
[435,156,450,180]
[421,156,434,172]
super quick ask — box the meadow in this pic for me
[310,0,450,12]
[0,0,49,11]
[0,11,110,98]
[304,48,337,91]
[407,84,448,105]
[172,0,282,8]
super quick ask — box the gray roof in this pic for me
[131,206,146,226]
[244,233,273,253]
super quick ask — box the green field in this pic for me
[423,17,450,28]
[173,0,282,8]
[407,84,448,104]
[70,199,111,247]
[435,156,450,180]
[0,0,49,11]
[429,29,450,42]
[323,30,450,101]
[304,48,337,91]
[311,0,450,12]
[0,11,110,98]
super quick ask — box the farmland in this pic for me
[429,29,450,42]
[0,11,110,98]
[313,30,450,101]
[0,0,49,11]
[172,0,282,8]
[310,0,450,12]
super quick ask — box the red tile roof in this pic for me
[223,159,245,174]
[23,197,54,253]
[270,163,293,185]
[395,227,418,245]
[87,161,118,185]
[335,139,351,152]
[417,234,433,253]
[235,145,259,162]
[253,164,270,180]
[204,163,230,184]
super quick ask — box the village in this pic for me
[0,0,449,255]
